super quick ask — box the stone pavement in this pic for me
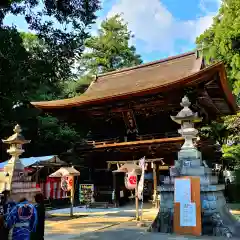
[45,204,157,240]
[69,221,237,240]
[45,204,240,240]
[45,215,239,240]
[45,215,135,240]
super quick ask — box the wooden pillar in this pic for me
[156,163,160,208]
[153,162,157,207]
[112,172,119,207]
[135,184,139,221]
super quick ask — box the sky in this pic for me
[3,0,222,62]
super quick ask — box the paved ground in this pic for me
[45,215,136,240]
[45,204,240,240]
[45,204,156,240]
[55,221,238,240]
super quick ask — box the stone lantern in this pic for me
[170,96,204,176]
[171,95,202,150]
[2,124,30,172]
[149,96,240,238]
[0,124,41,201]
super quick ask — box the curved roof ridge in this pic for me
[31,61,222,108]
[97,50,197,78]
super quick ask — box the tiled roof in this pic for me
[84,51,202,97]
[31,51,232,110]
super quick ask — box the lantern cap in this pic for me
[170,96,202,124]
[2,124,31,145]
[49,167,80,177]
[113,163,142,174]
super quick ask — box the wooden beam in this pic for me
[87,102,180,116]
[107,158,164,165]
[95,137,184,149]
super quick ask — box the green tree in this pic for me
[199,121,229,146]
[0,0,100,160]
[79,14,142,75]
[196,0,240,103]
[64,14,143,98]
[222,112,240,166]
[196,0,240,170]
[63,75,94,97]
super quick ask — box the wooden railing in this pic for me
[85,132,180,146]
[136,132,179,140]
[86,137,120,146]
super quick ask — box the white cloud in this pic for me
[106,0,218,54]
[199,0,222,13]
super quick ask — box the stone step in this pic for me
[181,166,212,176]
[162,175,218,185]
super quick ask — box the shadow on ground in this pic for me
[46,215,88,221]
[71,227,146,240]
[69,227,228,240]
[229,203,240,211]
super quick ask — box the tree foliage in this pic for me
[196,0,240,167]
[63,75,94,97]
[63,14,143,98]
[0,0,100,160]
[199,113,240,167]
[196,0,240,103]
[79,14,142,75]
[222,112,240,166]
[199,121,229,146]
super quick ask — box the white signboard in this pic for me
[174,178,191,204]
[180,203,197,227]
[120,190,124,198]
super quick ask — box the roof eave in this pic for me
[31,62,236,114]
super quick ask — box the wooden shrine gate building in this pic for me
[31,51,237,206]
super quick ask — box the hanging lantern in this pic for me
[61,176,73,192]
[124,170,137,190]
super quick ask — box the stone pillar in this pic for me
[148,96,240,238]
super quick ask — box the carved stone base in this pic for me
[211,207,240,238]
[148,186,240,238]
[148,208,173,233]
[148,190,174,233]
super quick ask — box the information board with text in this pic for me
[79,184,94,204]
